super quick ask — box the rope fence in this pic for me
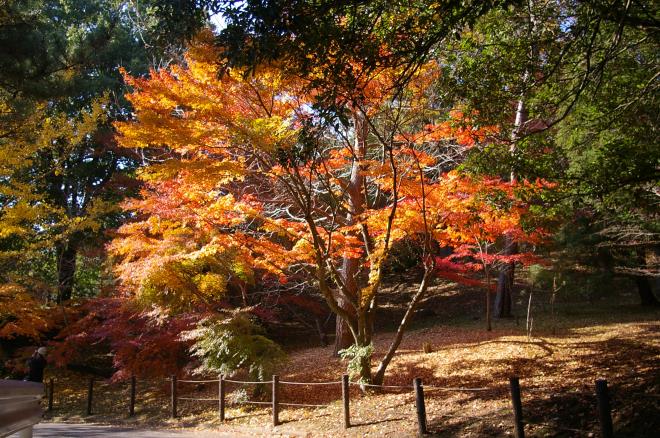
[178,379,219,384]
[279,380,341,386]
[178,397,220,401]
[347,381,494,392]
[434,410,513,421]
[349,382,411,390]
[424,385,495,392]
[280,402,326,408]
[224,379,272,385]
[168,374,615,437]
[43,373,619,437]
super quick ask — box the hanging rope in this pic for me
[224,379,273,384]
[178,379,220,384]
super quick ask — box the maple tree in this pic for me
[51,297,197,380]
[110,31,547,384]
[1,8,658,438]
[0,283,49,340]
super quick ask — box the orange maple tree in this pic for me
[111,31,547,384]
[0,283,49,340]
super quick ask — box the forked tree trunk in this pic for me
[334,243,362,355]
[334,110,369,355]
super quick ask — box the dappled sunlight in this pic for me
[43,312,659,436]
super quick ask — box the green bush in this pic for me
[182,312,286,382]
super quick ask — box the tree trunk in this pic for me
[238,281,249,306]
[485,268,492,331]
[635,276,659,306]
[333,241,362,355]
[636,250,659,306]
[333,312,355,354]
[56,242,77,304]
[494,268,513,317]
[315,318,328,347]
[496,2,539,318]
[494,240,517,318]
[495,94,527,318]
[334,110,369,355]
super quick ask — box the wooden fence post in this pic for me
[414,378,427,435]
[219,374,225,422]
[86,378,94,416]
[47,378,54,412]
[170,375,178,418]
[129,375,136,416]
[509,376,525,438]
[595,379,613,438]
[342,374,350,429]
[272,375,279,426]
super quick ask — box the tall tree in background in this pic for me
[427,0,659,310]
[553,5,659,304]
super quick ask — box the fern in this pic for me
[182,312,286,382]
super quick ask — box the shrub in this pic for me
[183,312,286,382]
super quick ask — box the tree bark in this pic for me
[494,268,513,317]
[636,276,659,306]
[494,241,517,318]
[486,267,493,331]
[495,98,528,318]
[56,242,77,304]
[495,97,526,318]
[333,310,355,354]
[496,1,538,318]
[334,110,369,355]
[636,250,659,306]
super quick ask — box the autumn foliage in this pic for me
[0,284,49,340]
[103,31,548,383]
[51,298,197,381]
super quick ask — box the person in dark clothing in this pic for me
[26,347,47,382]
